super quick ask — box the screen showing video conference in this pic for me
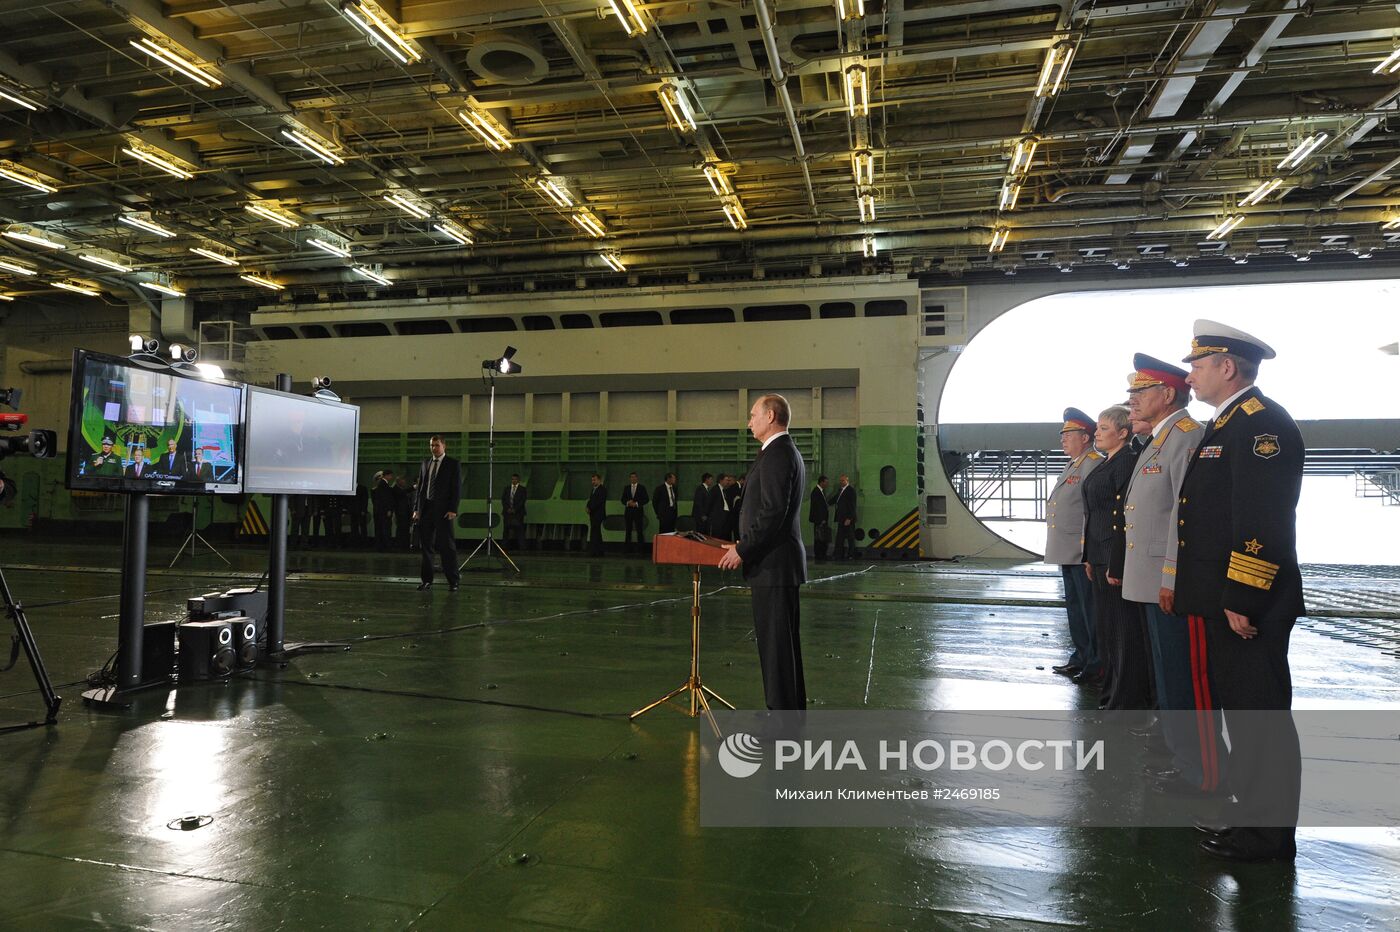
[67,350,244,494]
[242,387,359,495]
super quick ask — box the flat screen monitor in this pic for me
[66,349,245,494]
[243,386,359,495]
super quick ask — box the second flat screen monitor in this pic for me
[244,388,359,495]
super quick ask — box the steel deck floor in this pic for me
[1,541,1397,930]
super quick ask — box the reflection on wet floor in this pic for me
[0,541,1396,929]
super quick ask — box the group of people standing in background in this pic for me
[1043,319,1305,865]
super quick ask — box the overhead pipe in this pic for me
[753,0,818,216]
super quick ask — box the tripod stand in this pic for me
[460,367,519,574]
[169,496,229,567]
[1,562,61,732]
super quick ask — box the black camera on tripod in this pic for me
[0,388,58,461]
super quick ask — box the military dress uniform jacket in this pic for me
[1121,412,1204,604]
[1043,450,1102,564]
[1174,387,1305,622]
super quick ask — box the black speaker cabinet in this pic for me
[139,620,177,685]
[232,616,259,670]
[178,620,236,682]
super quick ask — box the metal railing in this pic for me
[1355,467,1400,505]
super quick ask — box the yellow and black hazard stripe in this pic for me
[869,509,923,557]
[240,499,268,537]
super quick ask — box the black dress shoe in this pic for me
[1194,820,1232,837]
[448,583,459,592]
[416,582,432,591]
[1052,664,1082,677]
[1199,835,1295,863]
[1144,764,1181,781]
[1072,671,1105,688]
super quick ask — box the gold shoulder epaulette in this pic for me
[1175,416,1200,432]
[1241,397,1265,415]
[1087,451,1102,460]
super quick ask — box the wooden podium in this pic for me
[630,533,736,735]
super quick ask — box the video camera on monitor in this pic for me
[0,388,57,461]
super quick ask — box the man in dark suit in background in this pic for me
[413,435,461,591]
[372,470,397,551]
[190,448,215,481]
[620,471,649,554]
[831,473,857,559]
[692,473,714,534]
[586,473,607,556]
[124,445,149,479]
[653,472,678,534]
[719,394,808,711]
[809,474,831,561]
[709,474,736,540]
[502,473,527,551]
[156,437,186,479]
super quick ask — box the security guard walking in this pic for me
[1175,320,1304,863]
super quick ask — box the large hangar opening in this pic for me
[937,279,1400,565]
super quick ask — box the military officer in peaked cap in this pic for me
[1044,408,1103,681]
[1175,320,1304,863]
[89,435,123,477]
[1119,354,1222,798]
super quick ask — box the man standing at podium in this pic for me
[718,394,808,710]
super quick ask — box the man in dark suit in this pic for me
[502,473,527,551]
[156,438,186,479]
[653,472,678,534]
[719,394,808,710]
[709,474,736,540]
[831,474,857,558]
[1176,320,1304,864]
[412,434,461,591]
[124,445,150,479]
[809,474,831,560]
[692,473,714,534]
[620,471,649,554]
[372,470,397,551]
[189,448,215,481]
[586,473,607,556]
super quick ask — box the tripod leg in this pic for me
[701,685,736,710]
[694,687,722,739]
[168,533,193,568]
[193,533,231,566]
[629,682,691,720]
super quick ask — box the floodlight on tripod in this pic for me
[482,346,522,375]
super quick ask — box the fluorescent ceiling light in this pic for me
[862,234,877,258]
[605,0,648,37]
[571,211,606,238]
[3,227,64,249]
[0,294,13,301]
[836,0,866,20]
[602,252,625,272]
[119,214,176,238]
[239,272,284,291]
[0,258,36,275]
[340,2,421,65]
[1009,136,1038,176]
[189,246,238,266]
[458,108,511,151]
[702,163,731,196]
[659,84,697,133]
[536,177,574,208]
[0,163,56,194]
[1374,47,1400,76]
[0,87,39,111]
[281,128,344,166]
[432,219,473,245]
[245,203,299,228]
[139,280,186,298]
[1207,214,1245,240]
[121,146,193,180]
[129,37,221,88]
[723,199,748,231]
[195,362,225,378]
[1239,177,1283,207]
[1277,132,1328,171]
[843,65,868,118]
[851,149,873,186]
[79,253,134,272]
[1035,40,1075,98]
[307,237,351,258]
[385,192,430,219]
[988,228,1009,254]
[857,191,875,223]
[998,180,1021,211]
[1382,218,1400,232]
[352,266,391,285]
[51,280,99,296]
